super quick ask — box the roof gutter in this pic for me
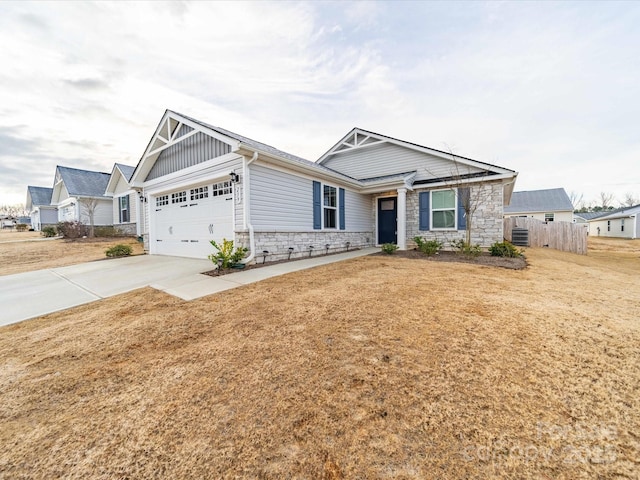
[236,144,362,189]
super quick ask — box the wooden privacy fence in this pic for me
[503,217,587,255]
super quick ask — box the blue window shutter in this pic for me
[419,191,430,230]
[313,181,321,230]
[457,187,470,231]
[339,188,345,230]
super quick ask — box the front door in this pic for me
[378,197,397,244]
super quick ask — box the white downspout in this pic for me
[242,152,258,264]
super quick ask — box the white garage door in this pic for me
[152,182,234,259]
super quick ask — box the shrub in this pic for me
[94,226,120,237]
[381,243,399,254]
[209,238,248,269]
[16,223,28,232]
[451,239,482,258]
[489,241,524,258]
[57,221,88,239]
[413,236,443,256]
[105,244,133,257]
[41,226,57,238]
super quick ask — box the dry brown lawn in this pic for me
[0,236,144,276]
[0,237,638,479]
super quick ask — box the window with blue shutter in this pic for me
[312,181,321,229]
[457,187,470,231]
[419,191,430,230]
[339,188,345,230]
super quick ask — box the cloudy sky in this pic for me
[1,1,639,208]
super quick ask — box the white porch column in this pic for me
[397,188,407,250]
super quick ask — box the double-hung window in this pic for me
[431,189,456,229]
[323,185,337,228]
[545,212,555,222]
[119,196,130,223]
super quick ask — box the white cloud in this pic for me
[0,1,639,207]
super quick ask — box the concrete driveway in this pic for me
[0,255,212,327]
[0,248,377,328]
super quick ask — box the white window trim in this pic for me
[119,195,130,223]
[322,183,339,230]
[545,212,555,222]
[430,188,457,231]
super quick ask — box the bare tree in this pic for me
[622,192,639,207]
[599,191,615,210]
[80,198,99,237]
[0,204,28,217]
[568,191,584,211]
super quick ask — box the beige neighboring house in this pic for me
[503,188,574,222]
[104,163,140,236]
[588,205,640,239]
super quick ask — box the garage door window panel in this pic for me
[172,191,187,204]
[191,186,209,201]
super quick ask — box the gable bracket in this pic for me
[145,128,200,159]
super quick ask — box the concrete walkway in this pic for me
[0,248,376,327]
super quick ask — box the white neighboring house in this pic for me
[51,166,112,226]
[104,163,139,236]
[26,186,57,231]
[129,110,518,261]
[588,205,640,239]
[503,188,574,222]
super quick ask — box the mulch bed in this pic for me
[373,248,527,269]
[203,248,526,276]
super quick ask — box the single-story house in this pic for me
[503,188,574,222]
[104,163,140,236]
[573,211,608,224]
[129,110,518,261]
[26,186,57,231]
[588,204,640,239]
[51,165,112,226]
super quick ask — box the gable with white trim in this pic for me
[319,128,510,185]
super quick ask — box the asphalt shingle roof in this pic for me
[504,188,573,213]
[591,204,640,221]
[57,166,111,197]
[27,186,53,206]
[574,211,609,221]
[115,164,135,182]
[173,111,359,181]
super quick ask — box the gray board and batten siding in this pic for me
[321,143,483,182]
[249,163,373,232]
[145,125,232,181]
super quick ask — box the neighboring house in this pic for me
[26,186,57,231]
[104,163,139,235]
[1,217,16,229]
[51,166,112,226]
[503,188,574,222]
[129,110,518,261]
[588,204,640,239]
[573,211,608,224]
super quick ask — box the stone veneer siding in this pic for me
[115,222,137,236]
[407,182,504,248]
[236,230,374,263]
